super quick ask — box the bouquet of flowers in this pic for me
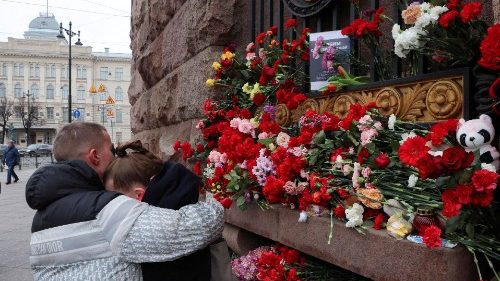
[176,16,500,280]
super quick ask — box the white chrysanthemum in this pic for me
[388,114,396,130]
[345,203,364,228]
[408,174,418,188]
[392,24,401,40]
[298,211,308,223]
[429,6,448,21]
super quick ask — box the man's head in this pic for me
[53,122,115,178]
[8,140,14,148]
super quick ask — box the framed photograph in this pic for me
[309,31,350,94]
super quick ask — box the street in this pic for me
[0,168,36,281]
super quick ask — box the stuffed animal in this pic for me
[457,114,500,171]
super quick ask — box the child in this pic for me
[103,140,213,281]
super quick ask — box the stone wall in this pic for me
[129,0,249,158]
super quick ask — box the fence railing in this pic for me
[0,153,54,172]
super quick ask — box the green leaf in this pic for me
[445,215,461,234]
[457,169,473,185]
[313,130,326,145]
[390,141,400,152]
[365,142,376,154]
[308,148,319,165]
[258,138,275,145]
[236,196,246,207]
[465,223,475,238]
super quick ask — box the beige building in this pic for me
[0,13,132,146]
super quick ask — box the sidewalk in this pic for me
[0,168,37,281]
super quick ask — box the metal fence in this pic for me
[0,153,54,172]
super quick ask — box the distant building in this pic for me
[0,13,132,146]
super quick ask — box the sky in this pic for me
[0,0,132,54]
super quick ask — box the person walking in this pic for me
[3,140,20,184]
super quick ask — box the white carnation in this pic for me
[388,114,396,130]
[345,203,364,228]
[408,174,418,188]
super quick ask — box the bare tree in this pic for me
[15,92,45,145]
[0,97,13,143]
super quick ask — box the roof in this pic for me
[24,13,60,40]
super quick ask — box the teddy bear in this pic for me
[457,114,500,171]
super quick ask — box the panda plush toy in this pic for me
[457,114,500,171]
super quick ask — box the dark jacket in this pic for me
[3,146,20,167]
[141,162,211,281]
[26,160,120,232]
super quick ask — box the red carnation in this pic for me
[333,205,346,219]
[423,225,442,249]
[447,0,461,10]
[259,66,275,85]
[193,161,201,176]
[285,18,297,29]
[439,10,460,28]
[460,2,482,23]
[471,190,495,207]
[398,136,430,167]
[478,24,500,71]
[181,142,193,160]
[455,184,473,205]
[441,188,462,217]
[173,140,181,152]
[252,93,266,105]
[336,188,350,199]
[471,169,498,192]
[219,197,233,209]
[373,213,384,230]
[374,153,391,169]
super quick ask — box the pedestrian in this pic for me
[3,140,20,184]
[104,140,234,281]
[25,122,224,281]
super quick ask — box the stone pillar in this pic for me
[494,0,500,23]
[129,0,250,159]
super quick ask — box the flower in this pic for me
[333,205,346,219]
[471,169,498,192]
[460,2,482,23]
[212,61,221,71]
[373,213,384,230]
[441,147,474,171]
[423,225,442,249]
[173,140,181,152]
[398,136,430,167]
[345,203,364,228]
[439,10,460,28]
[386,213,412,239]
[408,174,418,188]
[478,24,500,71]
[276,132,291,148]
[388,114,396,130]
[357,188,383,209]
[374,153,391,169]
[285,18,297,29]
[221,51,235,61]
[205,78,216,87]
[402,3,422,25]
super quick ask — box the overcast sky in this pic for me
[0,0,132,54]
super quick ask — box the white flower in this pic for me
[481,163,497,172]
[298,211,308,223]
[230,117,241,129]
[254,193,260,200]
[343,164,353,176]
[195,120,205,129]
[428,150,443,157]
[400,131,417,144]
[408,174,418,188]
[300,169,309,179]
[203,163,215,179]
[238,119,255,135]
[276,132,290,148]
[335,155,343,164]
[258,132,269,139]
[388,114,396,130]
[345,203,364,228]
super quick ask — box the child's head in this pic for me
[103,140,163,200]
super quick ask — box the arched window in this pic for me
[46,84,54,99]
[14,83,22,98]
[100,92,106,101]
[61,85,68,100]
[115,86,123,101]
[77,85,85,100]
[31,84,39,99]
[0,83,5,98]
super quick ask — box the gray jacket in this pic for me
[30,195,224,280]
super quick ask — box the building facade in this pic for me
[0,13,132,147]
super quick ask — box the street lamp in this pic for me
[57,22,82,123]
[21,90,34,145]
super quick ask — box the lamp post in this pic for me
[57,22,82,123]
[21,90,34,145]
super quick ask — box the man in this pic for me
[3,140,20,184]
[25,122,224,280]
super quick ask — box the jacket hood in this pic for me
[26,160,105,210]
[142,162,200,210]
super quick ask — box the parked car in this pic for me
[23,144,53,156]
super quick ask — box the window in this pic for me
[100,93,106,101]
[61,64,68,79]
[61,85,68,100]
[14,106,22,118]
[115,87,123,101]
[19,63,24,77]
[77,85,85,100]
[1,63,6,76]
[46,84,54,99]
[13,63,18,76]
[116,132,122,144]
[14,83,22,98]
[116,109,123,123]
[31,84,39,99]
[82,67,87,79]
[0,83,5,98]
[62,107,69,123]
[44,64,55,78]
[115,67,123,81]
[46,107,54,120]
[77,65,82,79]
[100,67,109,80]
